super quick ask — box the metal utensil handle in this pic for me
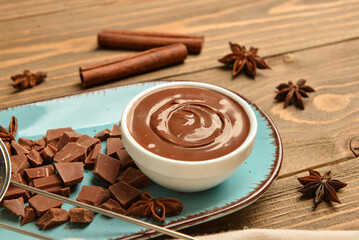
[11,181,196,240]
[0,221,57,240]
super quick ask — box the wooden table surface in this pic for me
[1,0,359,238]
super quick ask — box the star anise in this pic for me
[127,192,183,223]
[0,116,18,142]
[11,70,47,90]
[218,42,270,78]
[275,79,315,110]
[298,169,347,205]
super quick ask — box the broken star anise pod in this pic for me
[298,168,347,205]
[11,70,47,90]
[0,116,18,142]
[275,79,315,110]
[127,192,183,223]
[218,42,270,79]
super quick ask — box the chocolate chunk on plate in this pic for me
[109,124,122,138]
[109,181,141,209]
[55,162,84,186]
[27,149,44,166]
[94,128,110,141]
[23,165,55,183]
[4,173,30,201]
[76,185,110,207]
[107,138,124,157]
[3,197,25,217]
[10,154,29,174]
[76,134,100,154]
[118,167,148,189]
[36,208,69,230]
[84,142,101,170]
[53,142,86,163]
[32,174,63,190]
[20,205,36,226]
[28,194,63,217]
[117,149,136,169]
[100,198,126,214]
[11,140,29,155]
[69,208,94,223]
[56,131,83,152]
[45,127,75,143]
[93,153,121,184]
[40,145,56,164]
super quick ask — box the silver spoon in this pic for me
[0,139,196,240]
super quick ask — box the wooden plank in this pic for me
[178,157,359,237]
[166,38,359,176]
[1,0,359,109]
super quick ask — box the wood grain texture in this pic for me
[1,0,359,108]
[167,38,359,177]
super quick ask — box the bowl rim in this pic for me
[121,81,257,165]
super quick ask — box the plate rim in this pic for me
[0,80,283,240]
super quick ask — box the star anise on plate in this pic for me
[275,79,315,110]
[218,42,270,78]
[0,116,18,142]
[298,168,347,205]
[127,192,183,223]
[11,70,47,90]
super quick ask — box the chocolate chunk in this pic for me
[55,162,84,186]
[69,208,94,223]
[93,153,121,184]
[109,181,141,208]
[4,141,12,156]
[23,165,55,183]
[40,145,56,164]
[27,149,44,166]
[56,131,83,152]
[46,127,75,143]
[53,142,86,163]
[117,167,148,189]
[4,174,31,201]
[11,140,29,155]
[32,174,63,190]
[20,205,36,226]
[47,187,70,197]
[76,185,110,207]
[100,198,126,214]
[35,208,69,230]
[33,137,46,150]
[76,134,100,154]
[94,128,110,141]
[3,197,25,217]
[84,142,101,170]
[47,139,59,148]
[18,137,34,151]
[28,194,63,217]
[10,154,29,174]
[109,124,121,138]
[116,149,136,169]
[107,138,124,157]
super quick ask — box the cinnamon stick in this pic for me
[98,30,204,54]
[80,43,188,88]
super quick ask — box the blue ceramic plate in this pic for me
[0,81,282,240]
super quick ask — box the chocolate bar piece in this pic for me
[18,137,33,151]
[55,162,84,186]
[93,153,121,184]
[10,154,29,174]
[107,138,124,157]
[100,198,126,214]
[117,167,148,189]
[76,134,100,154]
[56,131,83,152]
[27,149,44,166]
[69,208,94,223]
[20,205,36,226]
[11,140,29,155]
[84,142,101,170]
[109,124,121,138]
[94,128,110,141]
[23,165,55,183]
[53,142,86,163]
[3,197,25,217]
[109,181,141,208]
[47,187,70,197]
[40,145,56,164]
[116,149,135,169]
[4,173,31,201]
[46,127,75,143]
[33,137,46,151]
[76,185,110,207]
[36,208,69,230]
[32,174,63,190]
[28,194,63,217]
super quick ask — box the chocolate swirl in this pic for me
[127,86,250,161]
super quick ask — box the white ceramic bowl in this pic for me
[121,82,257,192]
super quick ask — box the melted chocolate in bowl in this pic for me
[127,86,250,161]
